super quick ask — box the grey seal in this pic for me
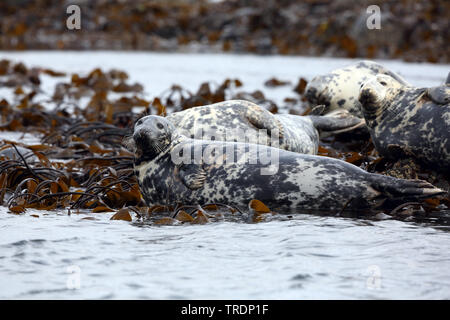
[359,74,450,171]
[305,60,410,117]
[131,115,444,213]
[166,100,364,155]
[0,145,37,161]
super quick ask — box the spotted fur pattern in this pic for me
[133,115,443,213]
[359,75,450,171]
[305,60,410,117]
[166,100,362,155]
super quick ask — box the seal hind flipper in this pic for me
[369,175,445,204]
[179,163,207,190]
[309,109,365,133]
[426,86,450,105]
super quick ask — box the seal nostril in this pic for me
[359,90,370,103]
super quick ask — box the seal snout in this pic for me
[305,78,331,109]
[359,87,376,106]
[133,126,149,145]
[359,77,386,109]
[132,115,177,158]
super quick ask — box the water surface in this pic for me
[0,52,449,299]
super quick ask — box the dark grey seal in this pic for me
[359,74,450,171]
[305,60,410,117]
[131,115,444,213]
[166,100,364,155]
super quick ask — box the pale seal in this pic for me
[359,74,450,171]
[0,145,36,161]
[305,60,410,117]
[165,100,364,155]
[131,115,443,213]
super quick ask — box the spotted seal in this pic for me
[359,74,450,171]
[131,115,443,213]
[305,60,410,117]
[166,100,364,155]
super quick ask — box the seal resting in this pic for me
[305,60,409,117]
[359,74,450,171]
[131,115,444,213]
[0,145,36,161]
[166,100,364,155]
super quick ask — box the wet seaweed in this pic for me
[0,59,448,226]
[0,1,447,63]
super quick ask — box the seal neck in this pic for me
[362,104,387,128]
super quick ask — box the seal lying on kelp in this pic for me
[166,100,364,155]
[131,115,444,213]
[359,74,450,171]
[305,60,410,117]
[0,145,37,161]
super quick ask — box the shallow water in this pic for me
[0,52,449,299]
[1,209,449,299]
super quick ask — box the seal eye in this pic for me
[157,122,164,130]
[380,81,387,86]
[136,119,143,126]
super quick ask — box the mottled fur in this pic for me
[359,74,450,171]
[166,100,363,155]
[132,115,443,213]
[305,60,409,117]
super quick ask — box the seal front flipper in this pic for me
[309,104,328,115]
[244,104,285,143]
[426,86,450,105]
[385,144,416,159]
[178,163,207,190]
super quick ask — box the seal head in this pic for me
[306,60,409,117]
[358,74,404,126]
[133,115,178,162]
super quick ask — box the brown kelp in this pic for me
[0,59,448,225]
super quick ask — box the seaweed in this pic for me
[0,59,448,226]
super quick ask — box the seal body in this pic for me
[305,60,410,117]
[359,74,450,170]
[0,146,36,161]
[166,100,363,155]
[132,115,443,213]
